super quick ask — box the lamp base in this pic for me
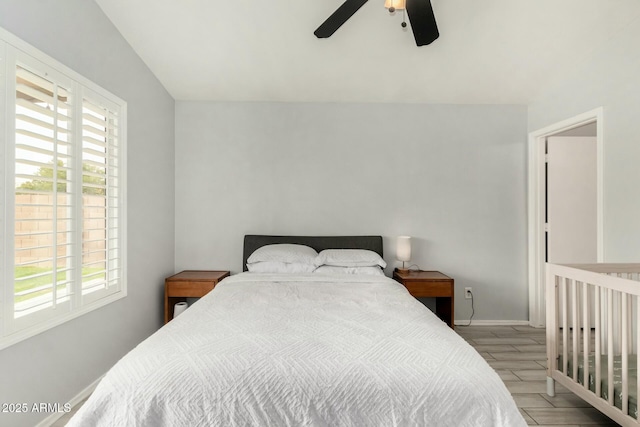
[396,268,410,274]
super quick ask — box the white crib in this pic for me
[546,263,640,426]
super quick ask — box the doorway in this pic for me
[527,108,604,327]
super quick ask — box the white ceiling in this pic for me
[95,0,640,104]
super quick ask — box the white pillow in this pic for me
[247,261,317,274]
[247,244,318,265]
[314,265,385,276]
[314,249,387,268]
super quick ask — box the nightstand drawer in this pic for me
[166,281,216,297]
[403,280,453,297]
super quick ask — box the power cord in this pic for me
[460,290,475,327]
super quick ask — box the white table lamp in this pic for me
[397,236,411,273]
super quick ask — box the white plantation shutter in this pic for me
[13,61,75,327]
[81,95,122,303]
[0,32,127,349]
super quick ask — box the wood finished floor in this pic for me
[458,325,621,426]
[52,325,621,426]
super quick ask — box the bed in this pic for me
[68,235,525,426]
[546,262,640,427]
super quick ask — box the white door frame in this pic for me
[527,107,604,327]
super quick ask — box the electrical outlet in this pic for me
[464,287,472,299]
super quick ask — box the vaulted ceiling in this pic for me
[95,0,640,104]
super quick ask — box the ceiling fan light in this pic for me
[384,0,406,11]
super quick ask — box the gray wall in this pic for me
[528,17,640,262]
[0,2,175,426]
[175,102,528,322]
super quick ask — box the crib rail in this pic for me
[546,263,640,426]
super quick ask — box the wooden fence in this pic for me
[15,194,106,268]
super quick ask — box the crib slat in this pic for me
[608,288,614,405]
[553,276,562,369]
[583,282,590,391]
[572,279,579,381]
[553,276,562,370]
[595,285,601,398]
[628,296,633,356]
[622,293,629,415]
[563,278,569,375]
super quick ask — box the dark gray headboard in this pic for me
[243,235,383,271]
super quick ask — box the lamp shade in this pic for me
[384,0,406,10]
[396,236,411,262]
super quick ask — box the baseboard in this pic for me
[454,319,531,326]
[35,375,103,427]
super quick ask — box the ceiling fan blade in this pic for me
[314,0,369,38]
[406,0,439,46]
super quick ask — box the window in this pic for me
[0,29,127,349]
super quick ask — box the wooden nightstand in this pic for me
[164,270,230,323]
[393,270,455,329]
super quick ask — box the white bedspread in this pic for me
[68,273,525,426]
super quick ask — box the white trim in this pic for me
[0,39,7,348]
[454,319,532,327]
[35,374,103,427]
[527,107,604,328]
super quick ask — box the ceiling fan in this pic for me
[314,0,439,46]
